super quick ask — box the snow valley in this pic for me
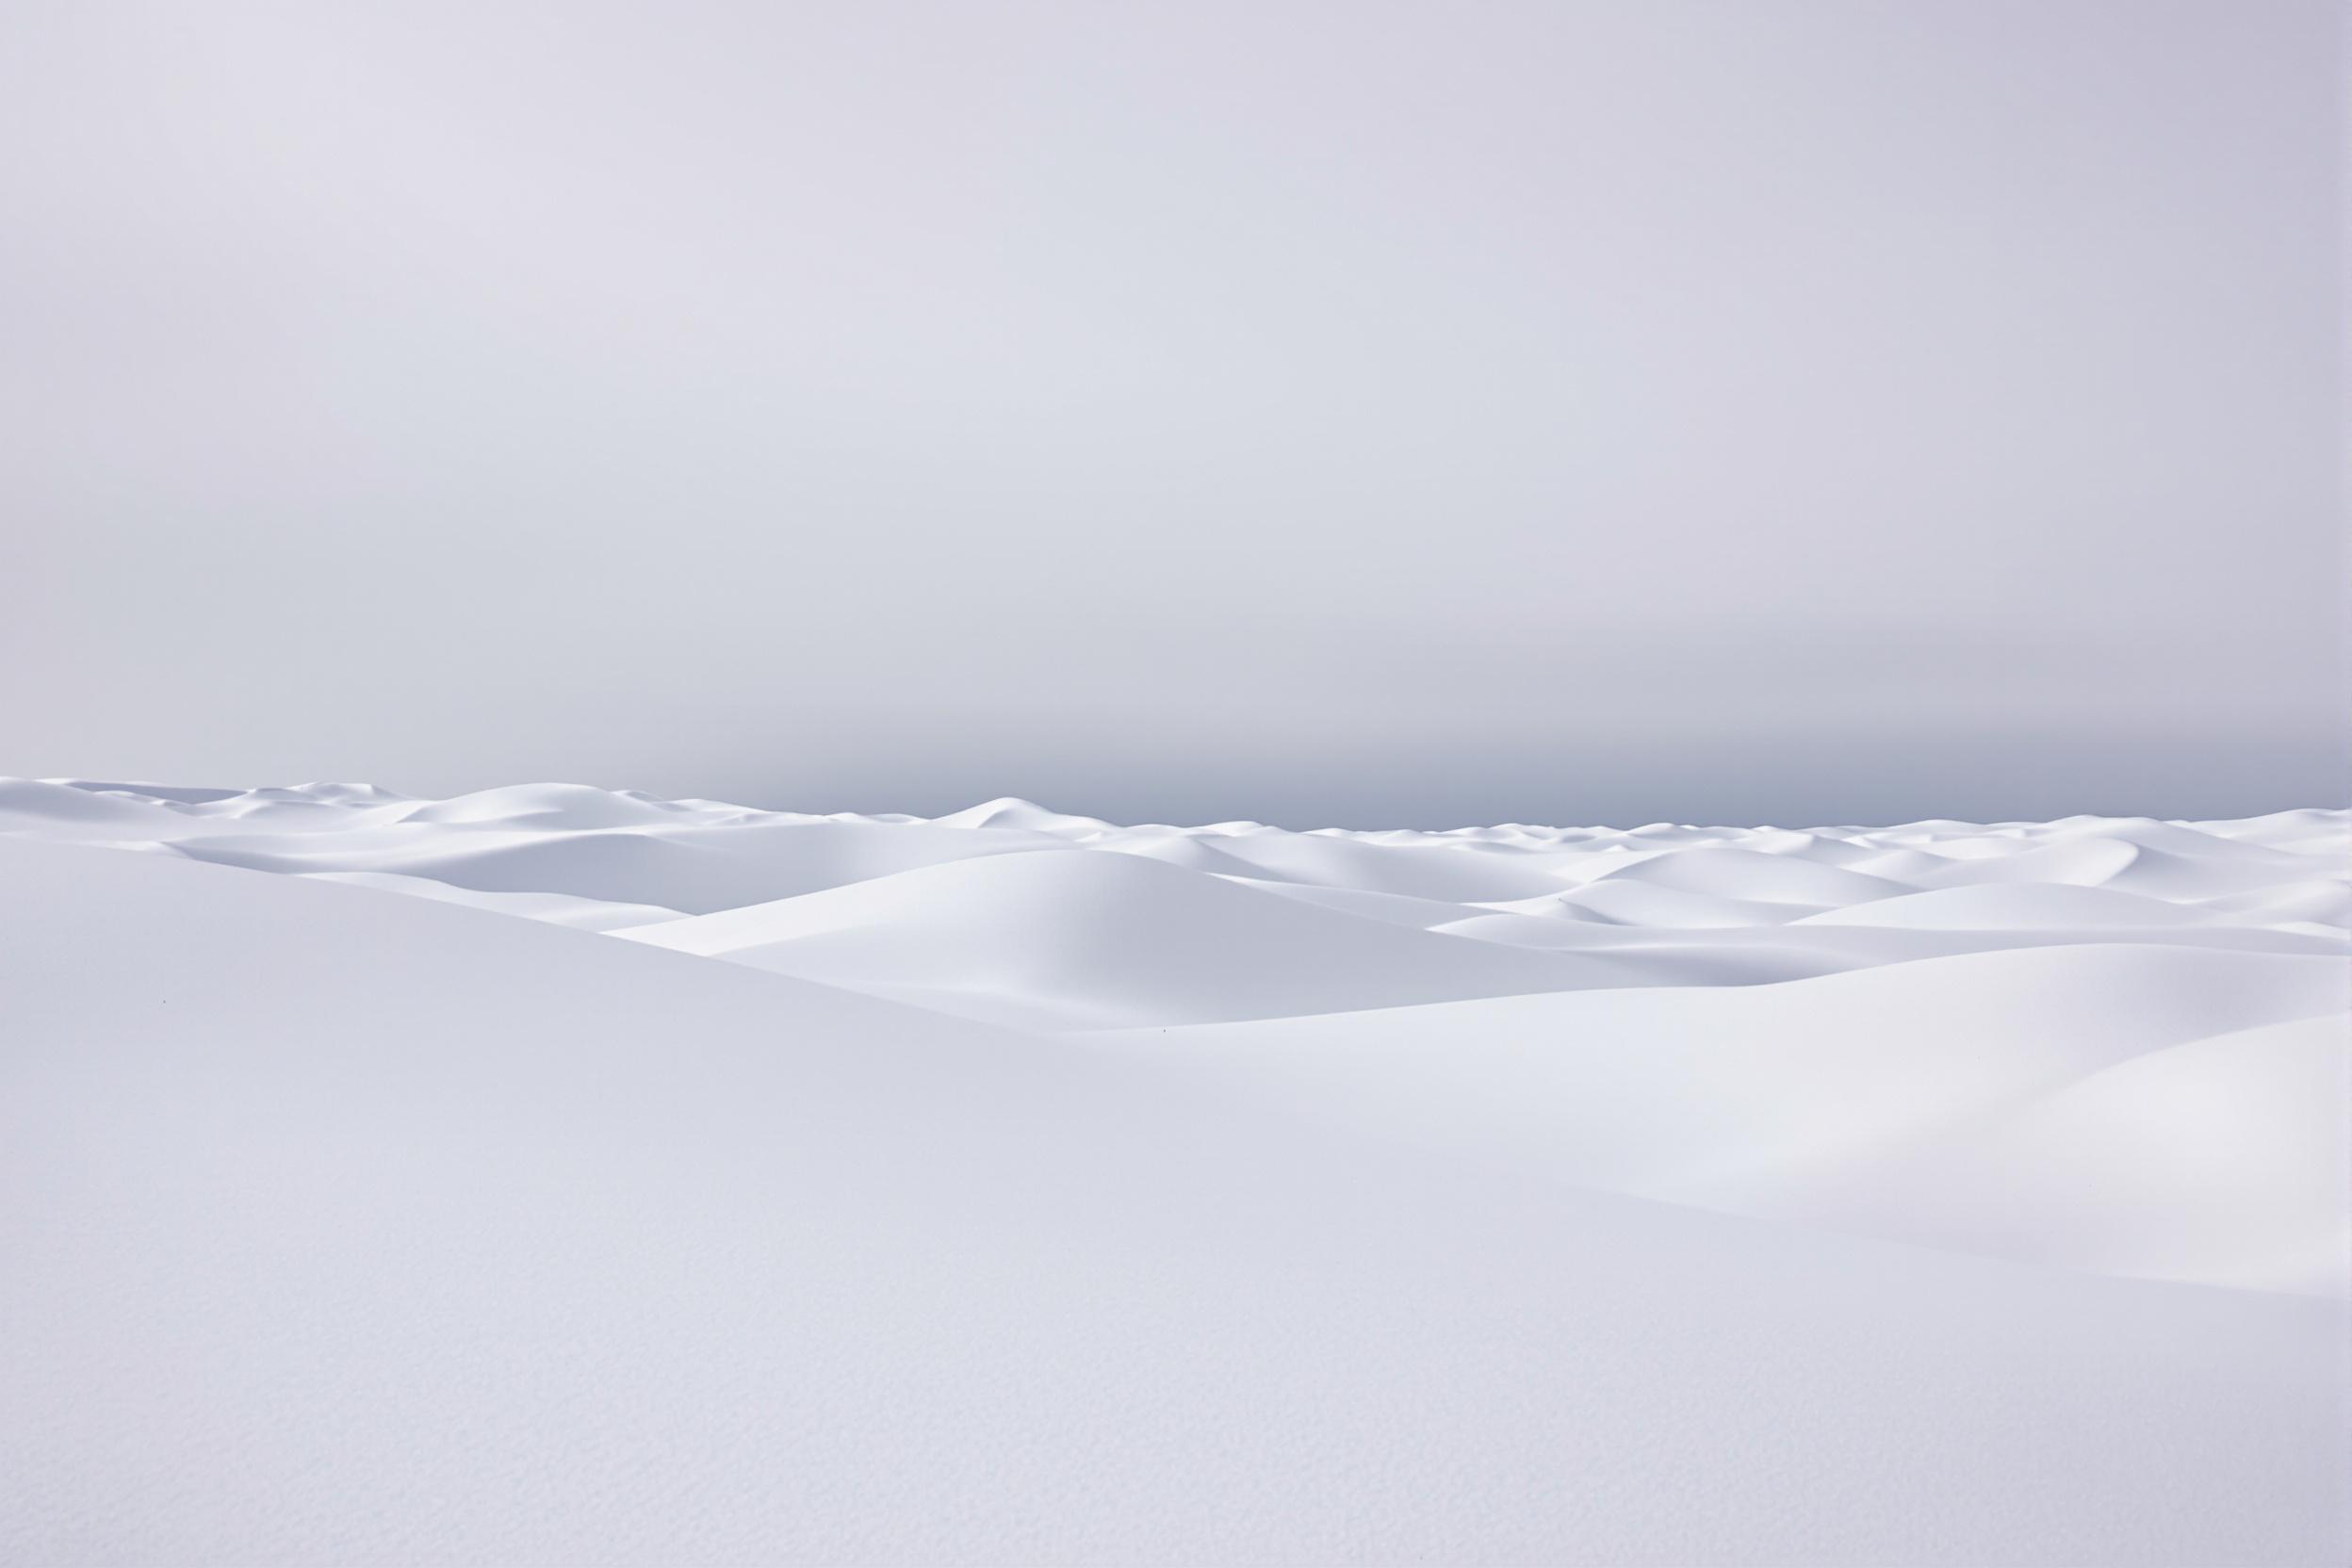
[2,777,2344,1564]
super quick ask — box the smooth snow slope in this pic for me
[3,837,2345,1567]
[3,778,2344,1298]
[1094,945,2349,1296]
[4,785,2333,1298]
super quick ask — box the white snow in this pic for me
[1,779,2345,1563]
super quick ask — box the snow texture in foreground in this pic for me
[1,780,2345,1564]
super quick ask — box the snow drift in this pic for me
[1,779,2344,1564]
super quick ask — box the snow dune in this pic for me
[1,778,2344,1562]
[621,848,1674,1028]
[1096,943,2348,1296]
[2,779,2341,1023]
[2,837,2344,1566]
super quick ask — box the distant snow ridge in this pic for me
[2,778,2343,1028]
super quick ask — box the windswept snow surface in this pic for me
[2,779,2347,1564]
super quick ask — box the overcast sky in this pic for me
[3,0,2341,825]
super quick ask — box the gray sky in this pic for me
[3,0,2342,826]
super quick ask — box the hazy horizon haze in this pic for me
[4,0,2343,825]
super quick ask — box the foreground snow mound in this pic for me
[2,779,2343,1025]
[1097,943,2349,1296]
[2,839,2344,1567]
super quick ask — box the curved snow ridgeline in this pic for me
[1,778,2345,1562]
[5,776,2344,1295]
[1,778,2341,1025]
